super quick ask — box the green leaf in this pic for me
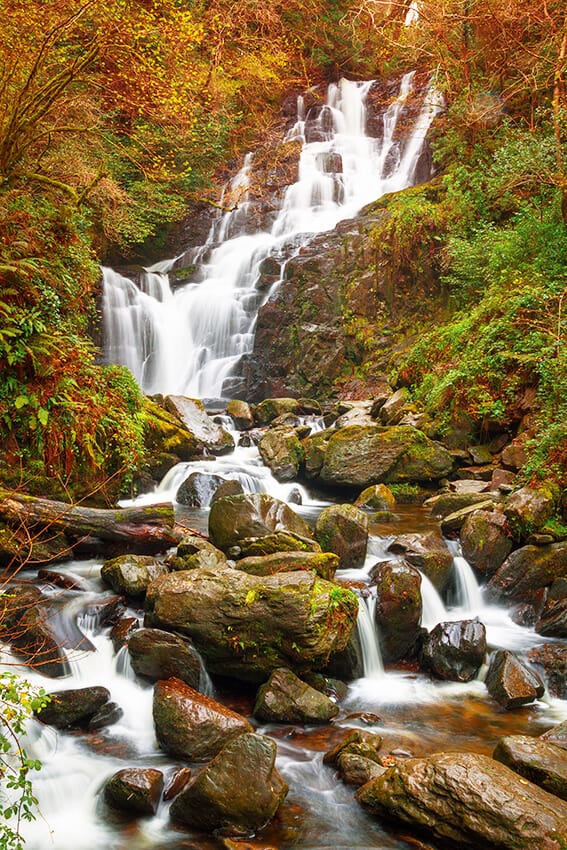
[14,395,28,409]
[37,408,49,426]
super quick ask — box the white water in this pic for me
[103,74,442,399]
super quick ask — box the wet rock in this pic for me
[304,425,453,487]
[234,551,339,580]
[165,395,234,454]
[128,628,203,688]
[208,493,314,553]
[371,561,422,663]
[37,686,111,729]
[459,510,513,576]
[254,398,301,425]
[493,734,567,801]
[527,643,567,699]
[356,750,567,848]
[110,616,139,652]
[142,397,201,463]
[323,729,383,766]
[145,566,358,681]
[36,569,85,590]
[425,491,497,519]
[302,672,348,703]
[485,650,545,709]
[0,585,68,677]
[254,667,339,724]
[176,472,225,506]
[337,752,386,786]
[354,484,396,512]
[101,554,167,598]
[541,720,567,749]
[104,768,163,816]
[504,485,557,541]
[211,479,245,503]
[163,767,192,801]
[421,619,486,682]
[535,599,567,637]
[321,629,364,681]
[174,533,227,566]
[258,426,305,481]
[439,500,497,534]
[237,531,320,558]
[387,531,453,592]
[88,701,123,730]
[169,732,288,834]
[153,677,252,760]
[379,388,411,425]
[314,504,368,569]
[485,542,567,604]
[226,399,254,430]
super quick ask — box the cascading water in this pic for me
[102,74,442,399]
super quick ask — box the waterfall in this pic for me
[451,554,484,613]
[357,596,384,678]
[103,75,441,400]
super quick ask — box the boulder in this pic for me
[208,493,314,553]
[354,484,396,512]
[541,720,567,749]
[485,650,545,709]
[387,532,453,592]
[36,686,111,729]
[142,397,200,462]
[504,485,557,541]
[338,753,386,786]
[88,701,123,730]
[420,620,486,682]
[379,388,412,425]
[439,500,497,534]
[258,426,305,481]
[104,768,163,816]
[254,398,300,425]
[238,531,321,558]
[356,751,567,848]
[370,561,422,663]
[323,729,383,766]
[493,734,567,801]
[459,510,513,576]
[304,425,453,487]
[314,504,368,569]
[226,399,254,430]
[426,491,497,519]
[235,551,339,581]
[253,667,339,723]
[211,479,245,503]
[153,678,252,760]
[145,567,358,681]
[128,628,203,688]
[0,585,68,677]
[527,643,567,699]
[110,616,139,652]
[485,542,567,603]
[535,599,567,637]
[101,555,167,598]
[165,395,234,454]
[169,733,288,834]
[168,534,227,572]
[176,472,226,506]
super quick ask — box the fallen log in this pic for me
[0,490,180,562]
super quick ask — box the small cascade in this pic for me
[451,554,484,614]
[103,74,442,399]
[419,571,448,630]
[356,596,384,678]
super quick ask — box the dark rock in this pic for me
[104,768,163,816]
[485,650,545,709]
[420,620,486,682]
[110,617,139,652]
[337,752,386,786]
[314,504,368,569]
[176,472,225,506]
[128,628,203,688]
[169,733,288,834]
[208,493,314,553]
[0,585,68,677]
[493,734,567,801]
[527,643,567,699]
[153,677,253,761]
[535,599,567,637]
[387,531,453,592]
[88,701,123,730]
[253,667,339,723]
[485,542,567,604]
[459,510,513,576]
[356,750,567,848]
[163,767,192,801]
[371,561,422,663]
[101,554,167,598]
[37,686,111,728]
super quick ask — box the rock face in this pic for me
[485,650,545,709]
[169,733,288,834]
[104,768,163,815]
[145,566,358,681]
[304,425,453,487]
[493,735,567,801]
[253,667,339,724]
[153,678,252,760]
[128,628,203,688]
[459,510,513,576]
[420,620,486,682]
[356,751,567,849]
[314,504,368,569]
[485,542,567,603]
[101,555,167,598]
[208,493,314,552]
[371,561,422,663]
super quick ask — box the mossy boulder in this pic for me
[101,554,167,598]
[238,531,321,557]
[253,667,339,723]
[208,493,314,553]
[254,398,301,424]
[234,551,339,580]
[504,485,558,541]
[165,395,235,454]
[315,504,369,569]
[354,484,396,512]
[387,532,453,592]
[493,735,567,801]
[459,510,514,576]
[168,534,227,571]
[142,397,201,462]
[485,542,567,604]
[370,561,422,663]
[145,566,359,681]
[104,768,163,816]
[128,628,204,688]
[304,425,453,488]
[258,426,305,481]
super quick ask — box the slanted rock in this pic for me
[535,599,567,637]
[145,567,358,681]
[426,491,498,519]
[493,734,567,801]
[370,561,422,663]
[238,531,320,558]
[165,395,234,454]
[421,620,486,682]
[254,667,339,724]
[208,493,314,553]
[153,678,252,760]
[128,628,203,688]
[541,720,567,749]
[176,472,226,506]
[338,753,386,786]
[387,532,453,592]
[459,510,513,576]
[485,542,567,604]
[258,426,304,481]
[104,768,163,816]
[485,650,545,709]
[314,504,368,569]
[440,500,497,534]
[101,555,167,598]
[379,388,412,425]
[36,686,111,729]
[169,733,288,834]
[0,585,68,677]
[235,551,338,580]
[356,750,567,849]
[354,484,396,512]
